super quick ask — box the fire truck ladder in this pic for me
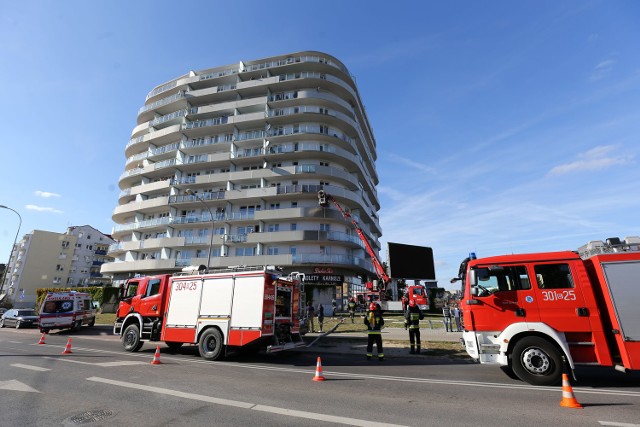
[317,190,390,293]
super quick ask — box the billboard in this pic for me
[387,242,435,280]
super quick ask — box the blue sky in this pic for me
[1,1,639,289]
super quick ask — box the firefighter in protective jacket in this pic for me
[364,302,385,361]
[404,300,424,354]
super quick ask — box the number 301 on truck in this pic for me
[456,237,640,385]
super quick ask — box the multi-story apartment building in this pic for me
[0,226,114,309]
[65,225,115,287]
[102,51,382,305]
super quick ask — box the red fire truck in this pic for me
[401,284,429,312]
[457,237,640,385]
[114,266,306,360]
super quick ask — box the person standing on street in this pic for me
[348,298,357,323]
[442,304,452,332]
[331,298,337,318]
[317,303,325,333]
[306,302,315,333]
[453,304,462,332]
[404,300,424,354]
[364,302,385,361]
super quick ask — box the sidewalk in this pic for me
[300,326,464,357]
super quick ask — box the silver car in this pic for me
[0,308,39,329]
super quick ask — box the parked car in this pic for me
[0,308,39,329]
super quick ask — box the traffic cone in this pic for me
[151,345,162,365]
[37,333,46,345]
[312,356,325,382]
[61,338,73,354]
[559,373,583,409]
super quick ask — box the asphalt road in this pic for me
[1,326,639,427]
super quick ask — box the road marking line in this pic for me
[599,422,640,427]
[0,380,40,393]
[11,363,51,372]
[87,376,407,427]
[44,357,146,367]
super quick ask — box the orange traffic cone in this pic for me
[312,356,325,382]
[559,373,583,408]
[37,333,46,345]
[61,337,73,354]
[151,345,162,365]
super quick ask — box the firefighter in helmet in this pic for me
[404,299,424,354]
[348,297,357,323]
[364,302,385,361]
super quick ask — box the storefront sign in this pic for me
[303,274,344,284]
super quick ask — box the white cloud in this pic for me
[34,191,61,198]
[25,205,63,214]
[547,145,633,176]
[385,153,436,174]
[590,58,616,81]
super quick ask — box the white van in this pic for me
[38,291,97,332]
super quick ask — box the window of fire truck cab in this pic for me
[534,264,574,289]
[125,282,139,298]
[472,266,530,297]
[145,279,161,297]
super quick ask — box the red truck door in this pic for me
[466,265,540,331]
[138,277,164,317]
[529,262,592,334]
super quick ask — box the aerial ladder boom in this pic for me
[318,190,390,292]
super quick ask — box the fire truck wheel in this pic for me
[88,317,95,327]
[198,328,225,361]
[512,336,562,386]
[123,324,144,352]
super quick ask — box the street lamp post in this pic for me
[0,205,22,297]
[185,189,215,273]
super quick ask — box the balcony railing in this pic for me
[183,116,229,130]
[169,191,225,203]
[199,68,238,80]
[139,91,185,114]
[146,81,177,100]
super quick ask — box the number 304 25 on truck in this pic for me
[114,266,306,360]
[456,236,640,386]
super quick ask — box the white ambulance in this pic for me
[38,291,97,332]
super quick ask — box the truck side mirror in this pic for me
[118,287,124,300]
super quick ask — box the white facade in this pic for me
[102,51,382,297]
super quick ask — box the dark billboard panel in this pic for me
[387,242,435,280]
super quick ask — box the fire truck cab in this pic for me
[459,237,640,385]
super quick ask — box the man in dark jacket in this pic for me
[364,302,385,361]
[404,299,424,354]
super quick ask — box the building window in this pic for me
[56,264,64,271]
[290,223,297,231]
[320,224,330,232]
[61,241,69,248]
[235,247,256,256]
[267,247,279,255]
[290,246,297,256]
[268,224,280,232]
